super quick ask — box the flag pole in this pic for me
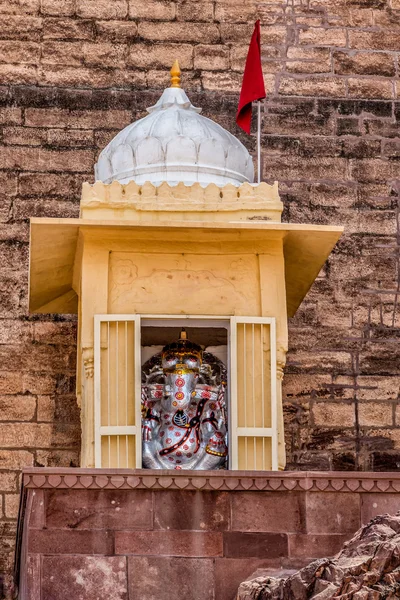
[257,100,261,184]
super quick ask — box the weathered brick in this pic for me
[129,0,175,20]
[128,43,193,69]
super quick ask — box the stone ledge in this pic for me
[21,468,400,493]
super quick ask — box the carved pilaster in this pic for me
[81,347,95,468]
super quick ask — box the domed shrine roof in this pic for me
[95,61,254,188]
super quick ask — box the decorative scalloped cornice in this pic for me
[21,468,400,494]
[80,180,283,222]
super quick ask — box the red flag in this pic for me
[236,20,266,134]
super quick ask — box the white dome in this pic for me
[95,83,254,188]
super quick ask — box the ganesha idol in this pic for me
[141,330,228,470]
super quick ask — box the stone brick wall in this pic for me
[1,0,400,594]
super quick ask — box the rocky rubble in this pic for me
[237,513,400,599]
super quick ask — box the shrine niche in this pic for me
[27,64,343,472]
[141,330,228,470]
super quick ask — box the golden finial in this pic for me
[170,60,181,88]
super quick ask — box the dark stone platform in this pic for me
[15,468,400,600]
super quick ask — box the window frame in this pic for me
[94,314,277,470]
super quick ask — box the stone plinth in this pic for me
[15,468,400,600]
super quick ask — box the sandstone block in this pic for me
[361,493,400,524]
[0,472,17,492]
[0,146,93,173]
[194,45,229,70]
[312,402,355,427]
[219,23,254,43]
[0,395,36,421]
[177,2,214,22]
[154,490,230,531]
[0,15,42,40]
[215,558,282,600]
[0,450,34,469]
[3,126,46,146]
[334,51,395,77]
[358,402,393,427]
[41,41,84,66]
[4,494,20,519]
[116,530,223,557]
[279,76,346,98]
[45,489,153,530]
[0,0,39,14]
[232,492,305,534]
[18,173,81,198]
[138,21,220,43]
[82,42,126,67]
[43,17,94,40]
[40,0,74,15]
[224,532,288,559]
[286,47,331,74]
[95,20,138,42]
[298,27,346,47]
[0,372,22,394]
[348,78,394,100]
[214,3,256,23]
[35,449,80,467]
[0,40,40,64]
[128,556,214,600]
[202,70,249,92]
[42,556,127,600]
[76,0,128,19]
[0,423,79,448]
[349,30,400,51]
[25,107,131,129]
[30,529,115,555]
[288,533,349,559]
[128,43,193,69]
[47,128,94,148]
[306,492,360,534]
[129,0,175,19]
